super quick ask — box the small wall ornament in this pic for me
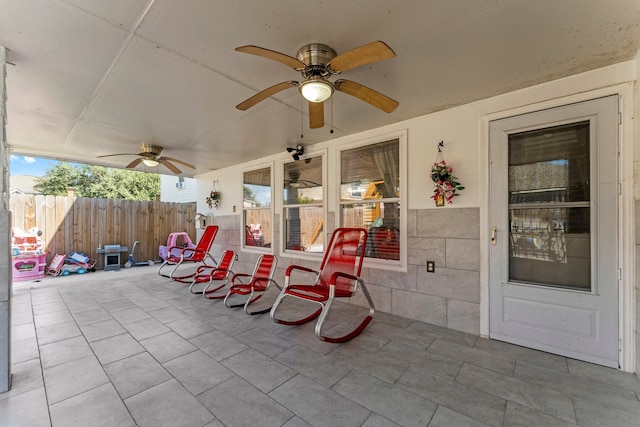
[430,141,464,206]
[206,181,221,210]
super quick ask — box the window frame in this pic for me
[279,149,327,260]
[241,162,274,253]
[337,130,408,271]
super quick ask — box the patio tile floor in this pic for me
[2,267,640,426]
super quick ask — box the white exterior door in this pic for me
[489,95,619,368]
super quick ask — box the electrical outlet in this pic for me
[426,261,435,273]
[232,205,236,212]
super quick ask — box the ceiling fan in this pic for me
[284,169,320,189]
[97,143,195,175]
[235,41,399,129]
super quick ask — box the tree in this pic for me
[32,162,80,196]
[243,185,262,207]
[34,163,160,201]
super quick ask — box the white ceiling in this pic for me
[2,0,639,176]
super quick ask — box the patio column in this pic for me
[0,46,11,393]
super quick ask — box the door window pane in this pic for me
[508,122,590,289]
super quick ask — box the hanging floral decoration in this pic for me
[430,142,464,205]
[206,190,221,209]
[205,181,221,210]
[206,180,221,210]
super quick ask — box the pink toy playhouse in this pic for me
[11,228,47,282]
[159,232,195,260]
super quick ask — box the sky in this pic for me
[10,155,61,176]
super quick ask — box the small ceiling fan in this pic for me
[284,169,321,189]
[235,41,399,129]
[97,143,195,175]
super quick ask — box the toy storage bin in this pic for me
[12,253,47,281]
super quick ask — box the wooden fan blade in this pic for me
[125,158,143,169]
[236,81,297,110]
[97,153,137,158]
[236,45,306,70]
[335,79,399,113]
[159,159,182,175]
[308,101,324,129]
[161,156,195,169]
[327,41,395,73]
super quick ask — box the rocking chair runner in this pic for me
[157,225,218,281]
[188,250,237,297]
[224,254,279,314]
[270,227,375,343]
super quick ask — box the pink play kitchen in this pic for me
[11,228,47,282]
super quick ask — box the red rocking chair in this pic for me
[270,228,375,343]
[188,250,237,298]
[157,225,218,281]
[224,254,279,314]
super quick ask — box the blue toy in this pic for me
[124,241,155,268]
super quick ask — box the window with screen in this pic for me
[340,138,401,262]
[283,155,324,253]
[243,166,272,250]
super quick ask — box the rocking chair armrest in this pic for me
[285,265,317,276]
[329,271,361,292]
[167,245,201,259]
[330,271,358,282]
[167,245,193,254]
[205,267,233,279]
[195,265,217,273]
[186,248,207,256]
[284,265,319,289]
[231,272,252,284]
[253,277,280,289]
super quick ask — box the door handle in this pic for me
[491,226,497,245]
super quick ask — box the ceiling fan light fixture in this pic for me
[142,159,159,167]
[299,78,333,103]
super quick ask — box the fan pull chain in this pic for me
[300,97,304,139]
[330,96,334,134]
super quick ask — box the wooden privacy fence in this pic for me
[10,194,197,270]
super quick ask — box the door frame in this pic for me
[479,84,635,372]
